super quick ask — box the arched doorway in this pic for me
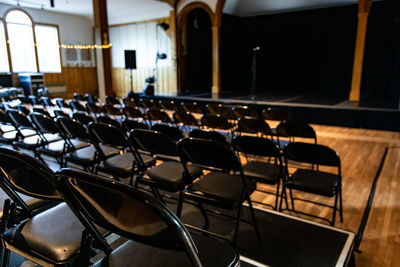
[179,7,212,94]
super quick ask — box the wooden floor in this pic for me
[252,122,400,266]
[6,117,399,266]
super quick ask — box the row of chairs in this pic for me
[0,147,240,266]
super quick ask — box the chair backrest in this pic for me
[131,129,178,157]
[181,101,203,114]
[261,108,291,122]
[54,110,69,118]
[122,119,149,132]
[237,117,272,135]
[55,98,70,109]
[189,128,228,144]
[231,106,258,119]
[284,142,340,167]
[41,97,53,107]
[57,117,90,140]
[85,94,98,104]
[173,111,199,127]
[16,105,30,115]
[7,109,34,129]
[96,116,121,128]
[0,148,61,214]
[28,95,41,105]
[178,138,242,173]
[123,106,144,119]
[56,168,202,266]
[74,93,84,101]
[276,121,317,142]
[232,135,281,158]
[139,98,157,109]
[147,109,172,124]
[72,112,94,126]
[86,102,103,114]
[70,100,86,112]
[88,122,128,150]
[201,114,233,130]
[122,97,136,108]
[0,109,11,124]
[103,104,121,116]
[105,96,120,106]
[206,103,230,117]
[30,112,60,135]
[152,123,184,141]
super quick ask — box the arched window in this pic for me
[6,10,37,72]
[3,9,62,73]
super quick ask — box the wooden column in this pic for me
[169,10,178,92]
[349,0,374,101]
[93,0,114,100]
[211,25,220,96]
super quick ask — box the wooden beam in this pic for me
[349,0,374,101]
[93,0,114,99]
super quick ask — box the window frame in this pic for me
[2,8,63,73]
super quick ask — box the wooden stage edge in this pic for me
[139,92,400,132]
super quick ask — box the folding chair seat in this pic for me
[177,138,261,245]
[57,117,119,172]
[232,135,283,209]
[280,142,343,226]
[151,123,184,141]
[130,129,202,204]
[88,123,156,184]
[0,148,100,267]
[56,168,240,267]
[181,101,203,114]
[189,128,228,144]
[72,112,94,126]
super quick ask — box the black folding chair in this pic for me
[130,129,202,210]
[56,168,240,267]
[280,142,343,226]
[231,106,258,120]
[159,99,180,111]
[237,117,273,138]
[147,109,173,125]
[72,112,94,126]
[57,117,119,172]
[88,123,156,184]
[177,138,261,245]
[96,115,121,128]
[181,101,203,114]
[70,100,86,112]
[232,135,283,210]
[0,148,97,267]
[275,120,317,146]
[173,110,200,130]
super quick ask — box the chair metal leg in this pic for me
[233,204,242,245]
[176,190,184,218]
[274,181,280,210]
[332,192,339,226]
[78,229,93,267]
[339,186,343,222]
[246,196,262,247]
[198,202,209,230]
[289,188,295,210]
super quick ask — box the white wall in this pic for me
[0,3,95,67]
[110,22,171,68]
[177,0,218,14]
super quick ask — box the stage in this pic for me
[142,90,400,132]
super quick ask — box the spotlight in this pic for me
[50,0,54,7]
[158,22,169,31]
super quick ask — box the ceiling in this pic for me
[0,0,364,24]
[223,0,360,17]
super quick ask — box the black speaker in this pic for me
[124,50,137,69]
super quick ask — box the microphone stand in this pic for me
[250,46,260,101]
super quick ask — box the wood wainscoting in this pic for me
[112,66,177,97]
[44,67,98,98]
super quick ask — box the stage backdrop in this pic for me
[109,19,176,97]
